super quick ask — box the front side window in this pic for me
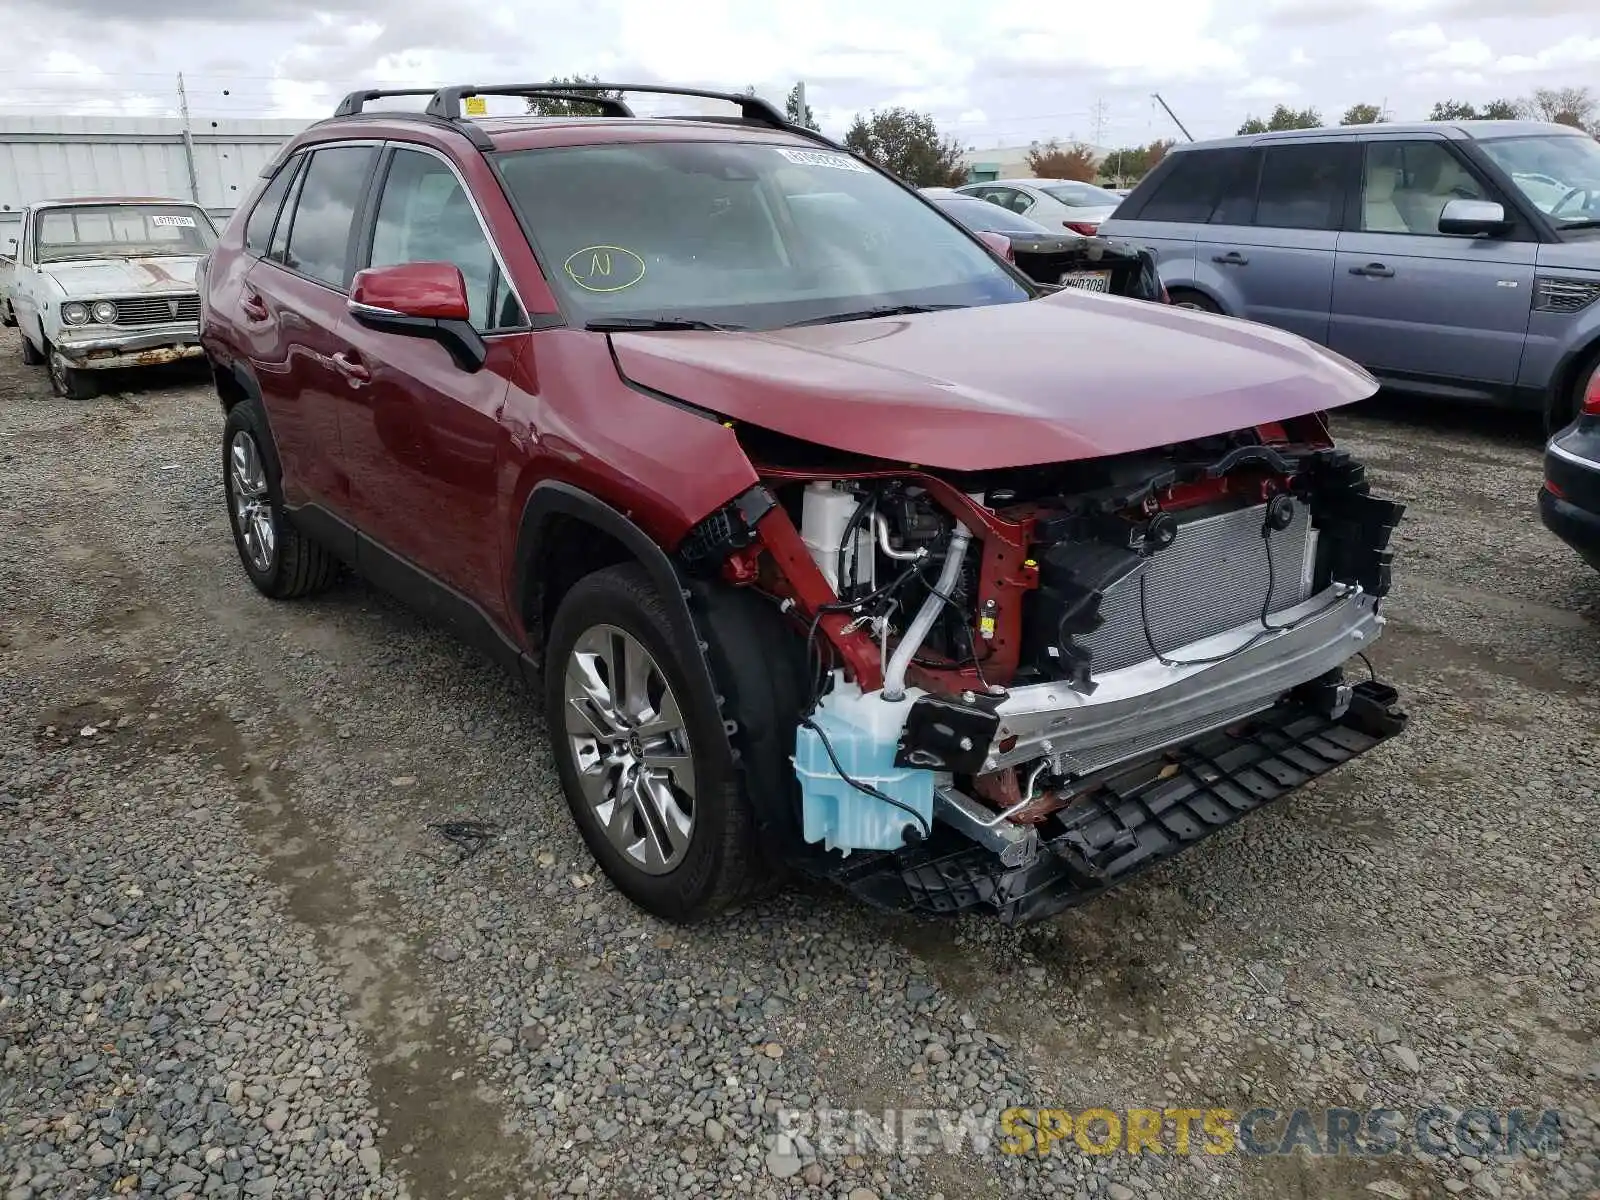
[1254,145,1348,231]
[1477,134,1600,228]
[33,204,217,263]
[494,140,1031,329]
[990,188,1033,214]
[282,145,376,287]
[368,148,513,330]
[1361,141,1489,235]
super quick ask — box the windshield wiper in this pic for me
[585,316,742,332]
[1555,218,1600,231]
[789,303,967,327]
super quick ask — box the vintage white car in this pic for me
[2,196,218,398]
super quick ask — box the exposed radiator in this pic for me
[1079,500,1318,675]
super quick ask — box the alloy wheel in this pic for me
[228,430,276,574]
[563,624,696,875]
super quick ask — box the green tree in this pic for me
[785,83,820,131]
[1025,139,1098,182]
[1429,98,1527,121]
[524,74,624,117]
[1479,98,1526,120]
[1236,104,1323,135]
[843,108,968,187]
[1340,103,1385,125]
[1100,139,1174,184]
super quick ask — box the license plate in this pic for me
[1061,270,1111,291]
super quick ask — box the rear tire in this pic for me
[1168,289,1222,314]
[1,299,15,328]
[544,563,768,923]
[222,398,340,599]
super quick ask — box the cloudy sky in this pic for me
[0,0,1595,148]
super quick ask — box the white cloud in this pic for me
[1388,24,1449,51]
[1229,76,1304,102]
[1496,35,1600,73]
[0,0,1594,146]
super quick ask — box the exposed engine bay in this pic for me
[677,414,1409,924]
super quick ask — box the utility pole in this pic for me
[176,73,201,204]
[795,80,805,126]
[1090,98,1108,151]
[1151,92,1194,142]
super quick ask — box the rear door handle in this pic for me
[1349,262,1395,278]
[331,350,370,386]
[1212,251,1249,265]
[241,292,269,322]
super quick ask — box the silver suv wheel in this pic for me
[562,623,696,875]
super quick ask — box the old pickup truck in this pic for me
[3,196,218,398]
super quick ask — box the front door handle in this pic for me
[1212,251,1249,265]
[331,350,370,387]
[1349,262,1395,278]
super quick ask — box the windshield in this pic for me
[1039,182,1122,208]
[493,141,1031,329]
[34,204,217,263]
[1477,135,1600,227]
[935,196,1053,235]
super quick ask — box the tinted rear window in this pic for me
[282,145,376,287]
[1132,149,1251,223]
[1255,144,1347,231]
[245,157,299,254]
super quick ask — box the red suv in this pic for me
[199,83,1408,926]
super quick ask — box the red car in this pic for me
[199,83,1408,926]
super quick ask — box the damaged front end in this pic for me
[676,414,1408,926]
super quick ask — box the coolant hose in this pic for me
[883,521,971,701]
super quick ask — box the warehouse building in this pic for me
[0,114,307,246]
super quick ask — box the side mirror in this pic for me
[347,262,486,373]
[1438,199,1510,238]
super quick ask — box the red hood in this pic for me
[608,291,1377,470]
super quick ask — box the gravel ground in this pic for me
[1,325,1596,1200]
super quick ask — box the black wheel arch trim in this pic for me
[513,480,798,859]
[513,483,730,723]
[216,357,294,501]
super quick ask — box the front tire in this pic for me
[222,399,339,599]
[20,327,43,365]
[48,348,98,399]
[544,563,763,922]
[1,299,15,328]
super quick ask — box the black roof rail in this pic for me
[333,88,439,117]
[426,82,787,128]
[425,85,634,119]
[323,96,495,151]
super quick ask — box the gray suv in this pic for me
[1099,121,1600,431]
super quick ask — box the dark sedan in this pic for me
[929,194,1166,302]
[1540,369,1600,570]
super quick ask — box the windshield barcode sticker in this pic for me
[776,148,870,173]
[151,215,196,227]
